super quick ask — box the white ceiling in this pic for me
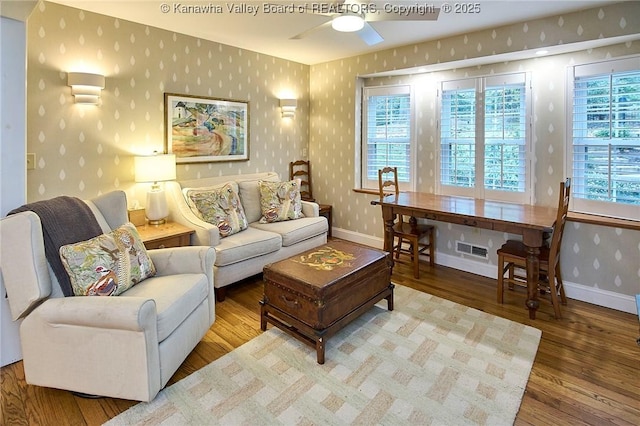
[47,0,618,65]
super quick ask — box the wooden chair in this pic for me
[378,167,435,279]
[289,160,333,237]
[497,178,571,319]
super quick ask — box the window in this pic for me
[569,57,640,220]
[362,85,414,190]
[439,73,531,203]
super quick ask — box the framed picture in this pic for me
[165,93,249,163]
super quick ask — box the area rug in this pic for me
[105,285,541,426]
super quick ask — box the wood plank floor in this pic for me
[2,256,639,425]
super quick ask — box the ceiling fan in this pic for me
[289,0,440,45]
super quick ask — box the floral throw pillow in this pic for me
[59,223,156,296]
[185,183,248,237]
[258,179,304,223]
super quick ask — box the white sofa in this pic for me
[0,191,216,402]
[165,172,328,300]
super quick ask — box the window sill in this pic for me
[353,188,379,196]
[567,212,640,231]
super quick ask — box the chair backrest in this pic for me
[548,178,571,266]
[289,160,314,202]
[0,191,129,320]
[378,167,400,201]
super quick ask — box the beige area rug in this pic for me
[105,285,541,426]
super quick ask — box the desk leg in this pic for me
[381,206,395,254]
[524,245,541,320]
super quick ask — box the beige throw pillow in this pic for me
[59,223,156,296]
[258,179,304,223]
[184,182,248,237]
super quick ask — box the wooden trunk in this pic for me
[261,240,393,364]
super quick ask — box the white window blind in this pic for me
[362,85,414,190]
[440,83,476,189]
[570,57,640,220]
[439,73,530,202]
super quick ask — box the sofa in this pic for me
[165,172,328,300]
[0,191,216,401]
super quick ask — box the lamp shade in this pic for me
[134,154,176,183]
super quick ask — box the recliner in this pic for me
[0,191,216,401]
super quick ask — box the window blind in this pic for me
[572,66,640,208]
[363,86,413,187]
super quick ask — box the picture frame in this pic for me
[164,93,249,163]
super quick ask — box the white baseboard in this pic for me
[332,227,638,315]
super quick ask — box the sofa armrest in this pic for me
[148,246,215,281]
[34,296,156,331]
[165,181,221,247]
[302,200,320,217]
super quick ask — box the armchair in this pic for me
[0,191,216,402]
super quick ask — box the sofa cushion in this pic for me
[183,182,248,237]
[237,174,280,224]
[250,216,328,247]
[214,227,281,266]
[122,272,209,341]
[258,179,304,223]
[59,223,156,296]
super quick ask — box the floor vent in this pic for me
[456,241,489,259]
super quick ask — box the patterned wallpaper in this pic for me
[27,1,309,207]
[307,2,640,299]
[25,1,639,303]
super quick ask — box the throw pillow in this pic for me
[184,183,248,237]
[258,179,304,223]
[59,223,156,296]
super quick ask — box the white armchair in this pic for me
[0,191,216,402]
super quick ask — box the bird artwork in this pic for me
[86,265,118,296]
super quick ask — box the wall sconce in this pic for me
[280,98,297,118]
[67,72,105,105]
[134,153,177,225]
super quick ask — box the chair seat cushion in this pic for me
[498,240,550,263]
[122,273,209,341]
[392,221,434,238]
[250,216,328,247]
[214,226,281,266]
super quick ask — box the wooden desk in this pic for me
[372,192,558,319]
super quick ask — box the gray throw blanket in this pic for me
[9,196,103,297]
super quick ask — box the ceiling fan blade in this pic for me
[358,22,384,45]
[365,7,440,22]
[290,20,333,40]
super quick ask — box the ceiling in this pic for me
[46,0,618,65]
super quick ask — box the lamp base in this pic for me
[146,188,169,225]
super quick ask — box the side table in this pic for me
[136,221,194,249]
[318,204,332,238]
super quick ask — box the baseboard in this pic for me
[332,227,637,315]
[333,227,383,249]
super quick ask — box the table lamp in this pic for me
[134,153,176,225]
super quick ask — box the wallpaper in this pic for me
[307,3,640,299]
[25,1,640,305]
[26,0,309,207]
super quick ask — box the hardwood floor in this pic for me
[2,258,638,425]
